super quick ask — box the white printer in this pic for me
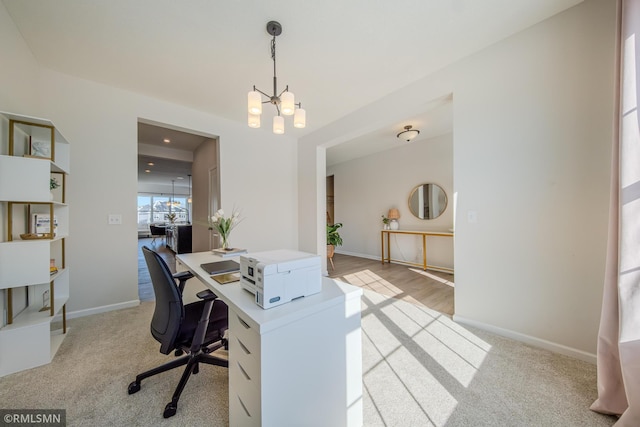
[239,249,321,309]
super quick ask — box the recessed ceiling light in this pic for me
[163,138,170,143]
[145,169,151,173]
[147,162,154,166]
[176,177,184,180]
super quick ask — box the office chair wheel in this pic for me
[127,381,141,394]
[163,402,177,418]
[174,349,184,356]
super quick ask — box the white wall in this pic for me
[327,133,454,269]
[299,0,616,359]
[0,2,40,115]
[451,0,614,359]
[33,70,298,315]
[0,0,299,317]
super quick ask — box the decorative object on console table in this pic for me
[381,214,390,230]
[209,208,243,250]
[388,208,400,230]
[326,222,343,270]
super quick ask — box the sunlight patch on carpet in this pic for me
[361,289,491,426]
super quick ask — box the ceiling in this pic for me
[3,0,583,173]
[137,122,208,189]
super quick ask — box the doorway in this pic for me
[326,175,334,225]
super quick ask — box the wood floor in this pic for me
[328,253,454,316]
[137,237,176,302]
[137,239,455,316]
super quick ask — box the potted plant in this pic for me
[50,178,60,190]
[326,223,343,269]
[49,178,60,201]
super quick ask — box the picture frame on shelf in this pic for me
[29,137,52,159]
[39,289,50,312]
[31,213,58,235]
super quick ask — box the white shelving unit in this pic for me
[0,111,71,377]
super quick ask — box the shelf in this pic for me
[49,267,67,282]
[1,295,68,331]
[0,155,51,201]
[0,111,71,377]
[0,240,50,287]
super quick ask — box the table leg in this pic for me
[422,235,427,270]
[381,231,384,264]
[386,232,390,263]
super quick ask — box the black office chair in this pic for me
[128,246,229,418]
[149,224,166,245]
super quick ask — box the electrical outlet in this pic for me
[108,214,122,225]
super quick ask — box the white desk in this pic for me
[176,251,363,427]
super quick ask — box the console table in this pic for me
[176,251,363,427]
[380,229,454,273]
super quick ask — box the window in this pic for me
[138,194,190,232]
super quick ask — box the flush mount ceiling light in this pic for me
[397,125,420,142]
[247,21,306,134]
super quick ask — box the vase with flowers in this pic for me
[165,212,177,224]
[381,214,390,230]
[209,208,243,250]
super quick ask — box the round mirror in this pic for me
[408,183,448,220]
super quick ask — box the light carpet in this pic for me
[0,290,617,426]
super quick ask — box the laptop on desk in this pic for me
[200,260,240,275]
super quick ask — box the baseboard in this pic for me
[453,315,597,364]
[53,300,140,322]
[335,250,378,261]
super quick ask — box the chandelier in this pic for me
[247,21,306,134]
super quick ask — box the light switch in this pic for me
[467,210,478,223]
[108,214,122,225]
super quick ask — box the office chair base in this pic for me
[128,348,229,418]
[127,381,141,394]
[163,403,177,418]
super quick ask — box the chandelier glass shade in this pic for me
[247,21,306,134]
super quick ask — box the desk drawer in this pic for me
[229,311,261,359]
[230,383,261,427]
[230,334,260,383]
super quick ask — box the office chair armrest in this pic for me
[173,271,194,294]
[173,271,194,281]
[196,289,218,301]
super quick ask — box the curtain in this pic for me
[590,0,640,425]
